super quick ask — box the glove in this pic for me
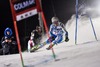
[65,32,69,42]
[65,36,69,42]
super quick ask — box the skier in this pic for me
[31,17,69,51]
[31,26,42,46]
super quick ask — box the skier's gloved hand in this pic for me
[65,31,69,42]
[65,36,69,42]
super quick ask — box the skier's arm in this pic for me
[60,23,69,42]
[60,23,67,32]
[49,24,54,35]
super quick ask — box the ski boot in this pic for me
[30,45,39,52]
[30,47,38,52]
[30,42,46,52]
[46,44,55,50]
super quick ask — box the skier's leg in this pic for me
[30,36,56,51]
[46,35,63,50]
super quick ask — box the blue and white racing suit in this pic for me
[46,23,65,45]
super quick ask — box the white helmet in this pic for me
[51,17,59,23]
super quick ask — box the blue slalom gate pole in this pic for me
[88,15,98,41]
[75,0,78,44]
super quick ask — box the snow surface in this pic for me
[0,16,100,67]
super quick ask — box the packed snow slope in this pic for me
[0,15,100,67]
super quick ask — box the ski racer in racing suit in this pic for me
[31,17,69,51]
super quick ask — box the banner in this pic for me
[11,0,38,21]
